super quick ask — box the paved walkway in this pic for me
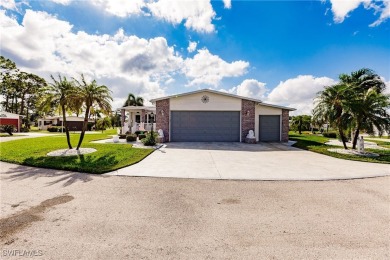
[106,142,390,180]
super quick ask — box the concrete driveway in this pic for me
[107,142,390,180]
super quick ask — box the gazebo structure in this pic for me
[120,106,156,134]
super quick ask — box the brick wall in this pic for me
[281,109,289,142]
[156,99,170,142]
[241,100,255,142]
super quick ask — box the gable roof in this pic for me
[150,89,296,111]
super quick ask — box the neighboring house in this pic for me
[150,89,295,142]
[0,112,22,132]
[38,116,94,131]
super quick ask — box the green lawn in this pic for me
[289,132,390,164]
[0,132,153,173]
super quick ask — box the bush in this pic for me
[138,134,146,140]
[118,134,127,139]
[47,126,59,132]
[141,132,156,146]
[20,127,30,132]
[323,132,337,138]
[126,134,137,142]
[0,125,14,135]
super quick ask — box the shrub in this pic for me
[0,125,14,135]
[138,134,146,140]
[126,134,137,142]
[141,132,156,146]
[322,132,337,138]
[47,126,59,132]
[20,127,30,132]
[118,134,127,139]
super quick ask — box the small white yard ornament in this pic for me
[158,129,164,138]
[357,136,364,153]
[246,130,255,139]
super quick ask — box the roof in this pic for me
[150,89,296,111]
[119,106,156,111]
[0,111,23,118]
[40,116,94,122]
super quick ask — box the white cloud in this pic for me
[147,0,216,33]
[223,0,231,9]
[183,49,249,86]
[89,0,146,17]
[0,0,16,10]
[266,75,337,115]
[0,9,246,107]
[234,79,267,100]
[370,1,390,26]
[329,0,390,26]
[50,0,72,5]
[187,41,197,53]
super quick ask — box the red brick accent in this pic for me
[156,99,170,142]
[241,100,256,142]
[281,109,290,142]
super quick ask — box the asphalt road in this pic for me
[1,162,389,259]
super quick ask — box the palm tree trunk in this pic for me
[338,128,348,150]
[352,127,360,150]
[62,105,72,149]
[76,106,90,150]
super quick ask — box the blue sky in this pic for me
[1,0,389,114]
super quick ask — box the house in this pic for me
[119,106,156,134]
[0,112,22,132]
[38,116,94,131]
[149,89,295,142]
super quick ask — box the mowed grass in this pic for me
[0,132,153,173]
[289,132,390,164]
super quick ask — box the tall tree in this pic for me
[338,68,388,149]
[41,74,76,149]
[290,115,312,134]
[74,74,112,150]
[313,84,351,149]
[123,93,144,106]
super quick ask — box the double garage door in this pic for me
[171,111,240,142]
[170,112,281,142]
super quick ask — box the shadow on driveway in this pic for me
[162,142,301,152]
[0,162,93,187]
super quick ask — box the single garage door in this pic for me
[259,115,280,142]
[171,111,240,142]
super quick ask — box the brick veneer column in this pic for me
[156,99,170,142]
[281,109,289,142]
[241,100,256,142]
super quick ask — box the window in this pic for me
[135,115,140,123]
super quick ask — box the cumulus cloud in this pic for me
[184,49,249,87]
[147,0,216,33]
[266,75,337,115]
[223,0,232,9]
[187,41,197,53]
[89,0,146,17]
[0,0,16,10]
[233,79,267,100]
[0,9,248,107]
[50,0,73,5]
[329,0,390,26]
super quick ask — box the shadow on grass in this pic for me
[1,163,93,187]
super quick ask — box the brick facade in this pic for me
[241,100,256,142]
[156,99,170,142]
[281,109,289,142]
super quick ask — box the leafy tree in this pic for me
[74,74,112,150]
[338,68,388,149]
[313,84,350,149]
[123,93,144,106]
[41,74,76,149]
[96,117,112,132]
[290,115,311,134]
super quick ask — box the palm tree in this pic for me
[41,74,76,149]
[73,74,112,150]
[123,93,144,106]
[313,84,351,149]
[349,89,390,148]
[338,68,388,149]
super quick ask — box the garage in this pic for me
[259,115,280,142]
[0,112,21,132]
[171,111,240,142]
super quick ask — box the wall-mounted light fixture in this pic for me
[161,110,164,116]
[246,110,250,116]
